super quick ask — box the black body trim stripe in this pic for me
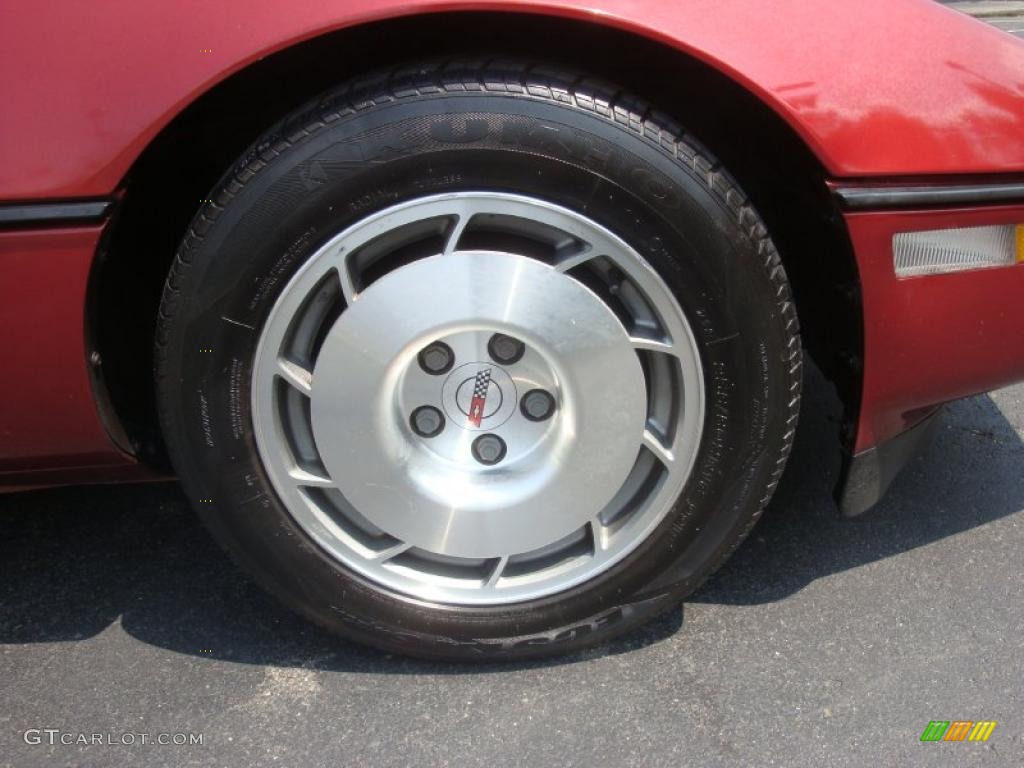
[0,199,114,226]
[835,182,1024,209]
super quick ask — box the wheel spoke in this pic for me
[642,429,675,466]
[629,335,676,355]
[333,261,359,306]
[443,212,473,255]
[553,244,597,273]
[287,466,333,487]
[589,518,611,552]
[277,358,313,395]
[485,555,509,587]
[368,541,413,562]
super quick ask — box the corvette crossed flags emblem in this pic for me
[467,368,492,427]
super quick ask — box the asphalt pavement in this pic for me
[945,0,1024,35]
[986,16,1024,35]
[1,364,1023,768]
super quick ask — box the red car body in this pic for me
[2,0,1024,508]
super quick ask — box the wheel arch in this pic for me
[90,10,862,469]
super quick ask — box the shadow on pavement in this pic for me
[1,366,1021,671]
[694,366,1024,605]
[0,478,680,674]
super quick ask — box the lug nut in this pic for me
[410,405,445,438]
[418,341,454,375]
[471,434,507,465]
[487,333,525,365]
[520,389,556,422]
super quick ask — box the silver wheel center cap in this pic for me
[309,251,647,559]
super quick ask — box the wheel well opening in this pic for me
[93,11,862,469]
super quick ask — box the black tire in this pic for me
[156,61,801,661]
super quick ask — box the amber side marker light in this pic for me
[893,224,1024,277]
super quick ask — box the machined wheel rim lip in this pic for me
[252,192,705,605]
